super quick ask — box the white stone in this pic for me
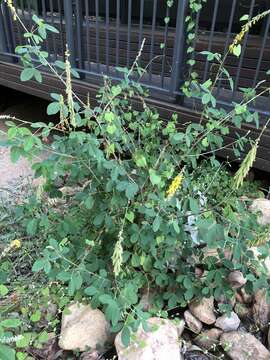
[250,198,270,226]
[59,303,112,352]
[215,311,240,332]
[115,317,181,360]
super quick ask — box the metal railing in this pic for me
[0,0,270,113]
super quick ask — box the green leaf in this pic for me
[47,102,60,115]
[202,93,211,105]
[125,211,135,223]
[0,285,8,297]
[26,218,38,236]
[105,301,121,326]
[85,286,98,296]
[104,112,115,122]
[30,310,41,322]
[235,104,247,115]
[68,272,83,295]
[99,294,113,304]
[32,258,46,272]
[0,318,21,328]
[84,195,94,210]
[0,344,15,360]
[45,24,59,33]
[23,136,34,152]
[240,14,249,21]
[20,68,35,82]
[149,169,161,186]
[202,137,209,147]
[153,216,161,232]
[125,183,139,199]
[189,198,200,214]
[10,146,21,163]
[33,69,42,83]
[16,333,32,348]
[134,152,147,168]
[111,85,122,97]
[37,331,49,344]
[172,220,180,234]
[121,326,131,347]
[233,44,241,57]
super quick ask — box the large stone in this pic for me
[59,303,112,352]
[189,297,216,325]
[221,331,270,360]
[250,198,270,226]
[184,310,202,334]
[215,311,240,332]
[115,317,181,360]
[228,271,246,289]
[194,328,222,350]
[253,289,270,330]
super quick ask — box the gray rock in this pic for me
[115,317,181,360]
[228,271,246,289]
[184,311,202,334]
[215,311,240,332]
[189,297,216,325]
[194,328,222,350]
[253,289,270,330]
[221,331,270,360]
[250,198,270,226]
[59,303,112,352]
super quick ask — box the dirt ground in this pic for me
[0,98,51,189]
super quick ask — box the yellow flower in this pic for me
[11,239,21,249]
[166,172,183,200]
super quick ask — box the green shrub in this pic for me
[2,4,270,349]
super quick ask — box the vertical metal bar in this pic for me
[161,5,170,88]
[75,0,84,71]
[13,0,23,46]
[95,0,100,72]
[2,3,15,55]
[138,0,144,46]
[63,0,76,66]
[232,0,256,99]
[105,0,109,74]
[20,0,26,19]
[127,0,132,67]
[216,0,237,94]
[26,0,33,27]
[57,0,65,61]
[116,0,120,67]
[0,6,8,54]
[85,0,91,70]
[41,0,50,56]
[149,0,157,83]
[170,0,188,96]
[202,0,220,82]
[49,0,57,60]
[253,14,270,87]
